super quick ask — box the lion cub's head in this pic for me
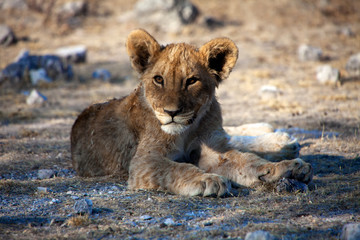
[126,29,238,135]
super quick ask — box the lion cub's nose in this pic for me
[164,108,182,118]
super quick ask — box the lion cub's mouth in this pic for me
[155,110,196,135]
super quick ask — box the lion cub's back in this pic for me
[71,98,138,178]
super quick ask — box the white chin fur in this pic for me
[161,123,189,135]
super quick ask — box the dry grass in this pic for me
[1,0,360,239]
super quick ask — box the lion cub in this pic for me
[71,29,312,197]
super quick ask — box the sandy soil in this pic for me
[0,0,360,239]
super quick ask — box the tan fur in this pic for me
[71,29,313,197]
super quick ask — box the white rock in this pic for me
[134,0,199,33]
[26,89,47,105]
[50,198,60,204]
[258,85,281,100]
[140,215,152,220]
[0,24,17,46]
[298,44,322,61]
[74,198,93,215]
[56,45,87,63]
[38,169,55,179]
[163,218,175,226]
[37,187,48,193]
[316,65,340,85]
[245,230,276,240]
[57,0,87,17]
[341,223,360,240]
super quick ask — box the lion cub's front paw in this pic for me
[259,158,313,184]
[275,158,313,184]
[189,174,231,197]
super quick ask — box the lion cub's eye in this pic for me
[153,75,164,86]
[186,77,198,87]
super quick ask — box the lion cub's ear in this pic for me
[200,38,238,84]
[126,29,161,74]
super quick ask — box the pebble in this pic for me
[298,44,322,61]
[74,198,93,215]
[346,53,360,77]
[26,89,47,105]
[140,215,152,220]
[316,65,340,85]
[0,24,17,46]
[56,45,87,63]
[163,218,175,226]
[276,178,308,193]
[111,185,120,191]
[38,169,55,179]
[245,230,276,240]
[56,0,87,18]
[258,85,281,100]
[37,187,48,193]
[134,0,199,33]
[50,198,61,204]
[341,223,360,240]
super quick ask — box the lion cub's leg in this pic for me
[198,146,312,187]
[224,123,300,161]
[127,146,231,197]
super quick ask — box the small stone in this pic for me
[134,0,199,33]
[140,215,152,220]
[56,45,87,63]
[298,44,322,61]
[316,65,340,85]
[111,185,120,191]
[38,169,55,179]
[0,24,17,46]
[92,68,111,81]
[245,230,276,240]
[163,218,175,226]
[50,198,61,204]
[346,53,360,77]
[258,85,280,100]
[56,0,87,18]
[37,187,48,193]
[341,223,360,240]
[276,178,308,193]
[74,198,93,215]
[26,89,47,105]
[30,68,52,85]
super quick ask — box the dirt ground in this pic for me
[0,0,360,239]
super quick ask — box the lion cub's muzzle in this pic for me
[155,109,196,135]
